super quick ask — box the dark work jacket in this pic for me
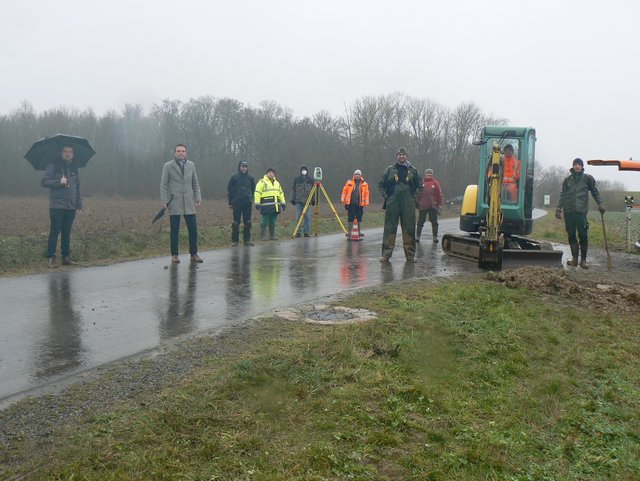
[292,174,313,204]
[41,160,83,210]
[378,161,422,203]
[227,164,256,205]
[557,169,602,214]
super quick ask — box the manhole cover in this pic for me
[307,309,355,322]
[273,305,377,325]
[305,306,377,325]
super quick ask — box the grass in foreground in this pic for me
[4,279,639,480]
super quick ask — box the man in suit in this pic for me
[160,144,203,264]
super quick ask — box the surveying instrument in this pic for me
[625,195,636,253]
[292,167,347,238]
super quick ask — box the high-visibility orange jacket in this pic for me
[341,177,370,206]
[503,155,521,184]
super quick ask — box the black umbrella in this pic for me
[24,134,96,170]
[152,195,174,224]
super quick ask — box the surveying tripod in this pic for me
[292,168,347,238]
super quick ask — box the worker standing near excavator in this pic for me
[378,147,422,263]
[555,158,605,268]
[416,168,444,243]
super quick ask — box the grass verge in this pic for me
[533,209,638,253]
[0,205,387,277]
[3,278,639,480]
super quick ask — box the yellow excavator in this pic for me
[442,126,563,269]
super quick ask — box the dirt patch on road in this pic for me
[487,266,640,314]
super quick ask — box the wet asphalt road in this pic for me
[0,214,559,404]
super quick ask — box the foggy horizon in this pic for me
[2,0,639,189]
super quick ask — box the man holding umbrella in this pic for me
[41,144,83,268]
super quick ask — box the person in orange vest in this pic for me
[341,169,370,236]
[416,168,444,243]
[501,144,521,203]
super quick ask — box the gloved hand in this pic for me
[228,203,233,210]
[599,205,606,214]
[255,205,261,211]
[344,204,349,210]
[555,208,562,219]
[281,203,286,212]
[290,200,295,205]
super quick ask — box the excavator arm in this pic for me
[478,143,505,269]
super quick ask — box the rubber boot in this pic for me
[260,225,267,241]
[579,244,588,269]
[231,222,239,246]
[269,224,277,240]
[567,243,579,266]
[432,223,439,243]
[416,225,422,243]
[243,223,253,246]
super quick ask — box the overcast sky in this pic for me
[2,0,639,190]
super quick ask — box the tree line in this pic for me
[0,94,623,206]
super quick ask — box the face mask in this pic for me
[301,170,308,176]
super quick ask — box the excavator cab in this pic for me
[460,126,536,236]
[442,125,562,269]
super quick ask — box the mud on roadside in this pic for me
[486,253,640,314]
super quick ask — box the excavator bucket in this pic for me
[442,233,563,270]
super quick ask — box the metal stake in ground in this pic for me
[600,211,612,271]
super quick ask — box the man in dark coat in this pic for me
[291,165,314,237]
[378,147,422,262]
[227,160,256,246]
[41,144,83,268]
[555,158,605,268]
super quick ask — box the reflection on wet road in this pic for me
[0,219,472,403]
[38,274,85,378]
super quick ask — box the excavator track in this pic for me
[442,233,563,268]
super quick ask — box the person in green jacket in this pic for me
[378,147,423,263]
[254,168,286,240]
[555,158,605,268]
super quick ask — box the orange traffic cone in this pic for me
[349,219,362,241]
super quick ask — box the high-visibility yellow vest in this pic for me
[255,175,285,213]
